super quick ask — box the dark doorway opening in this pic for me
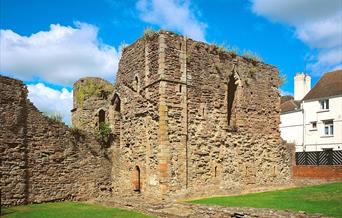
[133,166,141,192]
[227,74,238,127]
[99,109,105,126]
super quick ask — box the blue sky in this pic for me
[1,0,341,124]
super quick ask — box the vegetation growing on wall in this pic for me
[76,80,113,107]
[143,27,155,41]
[279,73,287,86]
[43,111,63,123]
[242,50,263,63]
[95,122,112,145]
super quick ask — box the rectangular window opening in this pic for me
[323,120,334,136]
[319,99,329,110]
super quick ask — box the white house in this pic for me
[280,70,342,152]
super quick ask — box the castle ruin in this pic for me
[72,30,291,199]
[1,30,292,206]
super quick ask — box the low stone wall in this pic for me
[293,165,342,180]
[0,76,112,206]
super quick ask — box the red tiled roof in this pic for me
[280,99,301,114]
[303,69,342,101]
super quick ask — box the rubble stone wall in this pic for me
[161,31,291,197]
[72,77,114,133]
[111,34,163,198]
[72,30,292,200]
[1,76,112,206]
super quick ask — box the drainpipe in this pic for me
[302,100,305,152]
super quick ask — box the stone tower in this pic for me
[72,30,291,200]
[294,72,311,101]
[72,77,114,132]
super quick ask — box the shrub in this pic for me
[242,50,263,63]
[217,43,228,53]
[279,73,287,86]
[120,41,128,51]
[143,27,155,40]
[95,122,112,142]
[227,46,238,57]
[70,125,80,135]
[43,112,63,123]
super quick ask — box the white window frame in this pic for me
[319,99,329,110]
[322,120,334,136]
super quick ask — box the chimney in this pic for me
[294,72,311,101]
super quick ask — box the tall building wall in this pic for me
[71,30,292,199]
[160,31,291,197]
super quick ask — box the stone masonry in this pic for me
[0,76,112,206]
[72,30,292,200]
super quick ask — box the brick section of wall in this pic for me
[0,76,112,206]
[293,165,342,179]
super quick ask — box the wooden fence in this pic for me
[295,150,342,165]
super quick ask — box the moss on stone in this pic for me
[76,80,113,107]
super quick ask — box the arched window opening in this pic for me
[99,109,105,126]
[133,166,141,192]
[111,93,121,146]
[227,74,238,127]
[112,94,121,113]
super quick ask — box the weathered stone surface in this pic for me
[73,30,292,200]
[1,30,293,207]
[0,76,112,206]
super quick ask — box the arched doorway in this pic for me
[133,166,141,192]
[99,109,105,126]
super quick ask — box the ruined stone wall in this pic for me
[1,76,112,206]
[0,77,29,205]
[157,31,291,197]
[70,30,292,200]
[110,33,163,198]
[72,77,114,133]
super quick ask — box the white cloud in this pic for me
[136,0,206,41]
[251,0,341,24]
[250,0,342,75]
[0,22,120,86]
[27,83,73,125]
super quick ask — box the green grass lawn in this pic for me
[190,182,342,218]
[1,201,154,218]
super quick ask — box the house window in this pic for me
[323,120,333,136]
[319,99,329,110]
[311,121,317,129]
